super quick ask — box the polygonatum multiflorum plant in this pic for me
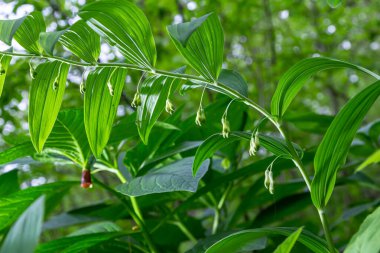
[0,0,379,252]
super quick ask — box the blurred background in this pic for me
[1,0,380,251]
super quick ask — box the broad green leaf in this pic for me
[59,20,100,63]
[137,70,183,144]
[312,80,380,209]
[271,57,380,119]
[193,131,302,175]
[79,0,156,69]
[204,227,330,253]
[0,16,26,45]
[0,53,12,96]
[327,0,342,8]
[0,182,74,231]
[13,12,46,54]
[116,157,209,196]
[39,30,66,55]
[217,69,248,97]
[274,227,303,253]
[45,109,91,166]
[0,141,35,165]
[0,196,45,253]
[36,232,125,253]
[29,61,70,153]
[356,150,380,172]
[0,170,19,197]
[84,67,127,158]
[167,13,224,82]
[344,206,380,253]
[68,221,121,236]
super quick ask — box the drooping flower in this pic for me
[221,116,230,138]
[195,106,206,126]
[165,98,175,114]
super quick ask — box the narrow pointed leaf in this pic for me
[84,67,127,158]
[327,0,342,8]
[0,53,12,96]
[356,149,380,172]
[0,196,45,253]
[167,13,224,82]
[29,61,69,153]
[79,0,156,68]
[271,57,380,118]
[13,12,46,54]
[137,71,183,144]
[0,141,35,165]
[204,227,330,253]
[344,206,380,253]
[116,157,209,196]
[274,227,303,253]
[193,131,302,175]
[312,80,380,209]
[39,30,66,55]
[217,69,248,97]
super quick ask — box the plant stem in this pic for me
[115,169,159,253]
[318,209,336,253]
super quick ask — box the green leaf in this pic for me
[45,109,91,166]
[217,69,248,97]
[0,53,12,96]
[167,13,224,82]
[274,227,303,253]
[344,206,380,253]
[116,157,209,196]
[0,170,19,197]
[39,30,66,55]
[84,67,127,158]
[356,150,380,172]
[0,16,26,45]
[59,20,100,63]
[68,221,121,236]
[204,227,330,253]
[13,12,46,54]
[29,61,70,153]
[79,0,156,69]
[271,57,380,119]
[36,232,125,253]
[0,182,74,231]
[137,71,183,144]
[193,131,301,175]
[312,80,380,209]
[327,0,342,8]
[0,141,35,165]
[0,196,45,253]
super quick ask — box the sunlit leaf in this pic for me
[167,13,224,82]
[0,53,12,97]
[137,69,183,144]
[345,206,380,253]
[327,0,342,8]
[271,57,380,119]
[79,0,156,69]
[204,227,330,253]
[29,61,70,153]
[116,157,209,196]
[0,15,26,45]
[39,30,66,55]
[312,80,380,209]
[84,67,127,158]
[68,221,121,236]
[273,227,303,253]
[0,196,45,253]
[356,150,380,172]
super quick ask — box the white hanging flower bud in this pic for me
[195,106,206,126]
[80,82,85,94]
[107,81,114,96]
[249,131,260,156]
[264,169,270,189]
[221,116,230,138]
[268,170,274,194]
[29,65,37,79]
[165,98,175,114]
[131,91,141,108]
[254,131,260,147]
[264,164,274,195]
